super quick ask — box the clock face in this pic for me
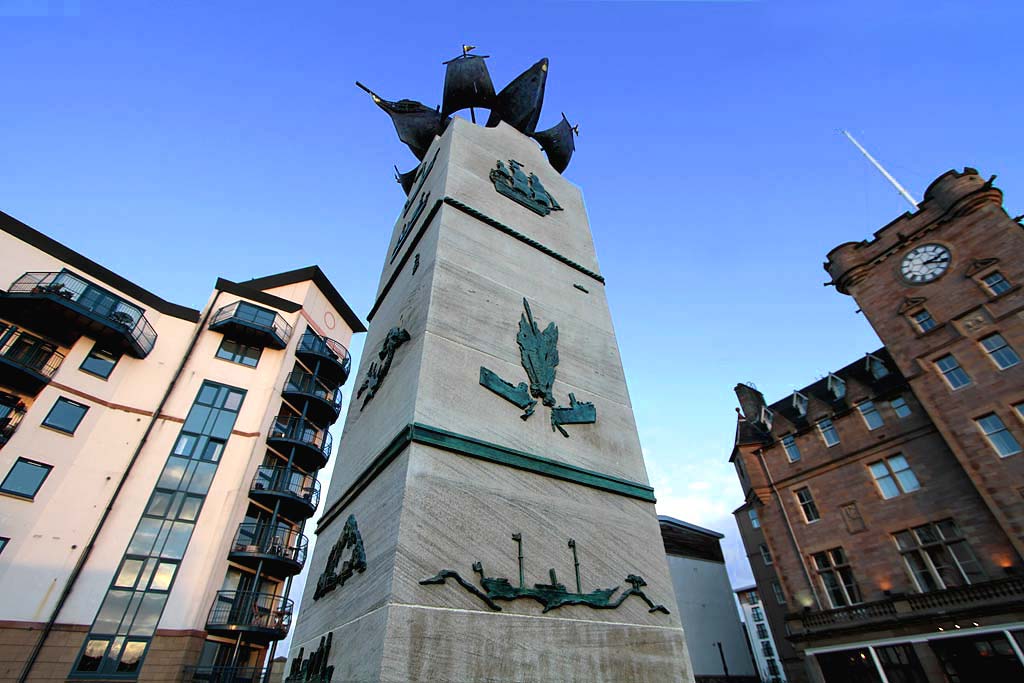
[900,244,951,283]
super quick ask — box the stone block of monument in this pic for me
[288,50,694,682]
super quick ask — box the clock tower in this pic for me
[285,54,693,682]
[826,168,1024,560]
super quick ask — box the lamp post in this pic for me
[714,641,731,682]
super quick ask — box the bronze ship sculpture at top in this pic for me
[356,46,578,191]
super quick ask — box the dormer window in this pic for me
[866,354,890,379]
[827,373,846,400]
[760,406,774,430]
[792,391,808,418]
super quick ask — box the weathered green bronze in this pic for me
[480,298,595,437]
[490,159,562,216]
[356,327,411,409]
[420,534,670,614]
[479,367,536,418]
[573,283,589,293]
[286,632,334,683]
[391,192,430,263]
[313,515,366,601]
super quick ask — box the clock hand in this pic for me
[922,256,948,265]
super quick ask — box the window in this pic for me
[766,658,780,677]
[748,508,760,529]
[42,397,88,434]
[0,537,8,555]
[976,413,1022,457]
[867,354,890,379]
[79,345,120,379]
[891,396,912,419]
[1,458,52,499]
[751,606,764,622]
[911,310,936,332]
[813,547,862,608]
[983,271,1011,295]
[981,333,1020,370]
[818,418,840,447]
[796,487,820,522]
[858,401,884,430]
[936,354,971,389]
[215,338,262,368]
[1016,402,1024,421]
[756,623,768,639]
[792,391,808,417]
[869,454,920,498]
[780,434,801,462]
[760,544,773,566]
[771,580,786,605]
[747,591,760,605]
[894,519,984,591]
[760,406,774,430]
[761,640,773,657]
[827,374,846,399]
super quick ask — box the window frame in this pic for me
[42,397,89,435]
[759,544,773,566]
[748,508,760,529]
[79,345,120,380]
[781,434,801,462]
[935,354,971,390]
[812,547,862,608]
[827,373,846,399]
[817,418,840,447]
[976,413,1022,457]
[981,271,1011,296]
[910,309,937,333]
[980,333,1020,370]
[890,396,912,419]
[858,401,885,431]
[894,519,985,592]
[868,454,921,499]
[795,486,821,523]
[771,580,786,605]
[0,536,8,555]
[214,338,262,368]
[0,457,53,499]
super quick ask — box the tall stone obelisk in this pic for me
[287,55,693,682]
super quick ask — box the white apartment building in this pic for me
[0,208,363,682]
[735,585,787,683]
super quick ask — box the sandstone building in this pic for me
[0,209,363,681]
[729,169,1024,683]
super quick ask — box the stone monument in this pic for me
[287,51,694,682]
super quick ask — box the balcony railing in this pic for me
[792,575,1024,636]
[182,666,266,683]
[228,523,308,575]
[0,328,65,394]
[267,416,332,469]
[0,402,27,447]
[4,271,156,357]
[283,369,343,424]
[209,301,292,349]
[206,590,293,642]
[296,330,352,385]
[250,466,320,519]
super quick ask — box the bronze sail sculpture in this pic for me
[358,51,576,178]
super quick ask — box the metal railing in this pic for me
[297,330,351,377]
[206,591,293,637]
[7,271,156,355]
[251,466,320,509]
[230,523,308,567]
[284,370,343,410]
[268,416,332,459]
[0,403,26,446]
[210,301,293,345]
[182,666,266,683]
[0,329,64,379]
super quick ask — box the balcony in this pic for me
[209,301,292,350]
[227,523,308,577]
[0,271,156,358]
[0,328,65,395]
[266,416,332,471]
[282,369,343,425]
[789,576,1024,639]
[250,466,320,521]
[0,400,26,447]
[205,591,292,643]
[182,666,266,683]
[296,330,352,386]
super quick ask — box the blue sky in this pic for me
[4,0,1024,632]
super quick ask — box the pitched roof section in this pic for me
[243,266,366,333]
[0,209,201,322]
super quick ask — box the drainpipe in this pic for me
[18,291,223,682]
[754,448,823,610]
